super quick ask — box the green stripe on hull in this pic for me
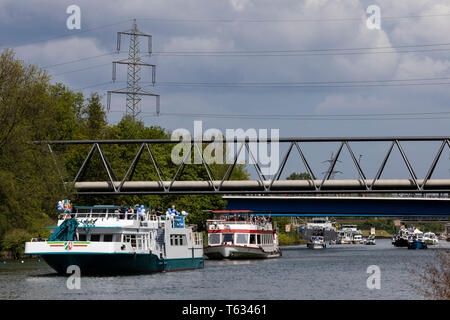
[41,253,203,275]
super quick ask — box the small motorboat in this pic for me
[408,235,427,249]
[364,235,376,245]
[423,232,439,245]
[307,236,326,249]
[393,229,409,247]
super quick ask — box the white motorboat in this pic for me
[307,236,326,249]
[423,232,439,245]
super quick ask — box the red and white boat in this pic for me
[204,210,281,259]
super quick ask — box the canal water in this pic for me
[1,239,448,300]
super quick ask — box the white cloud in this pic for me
[14,37,106,67]
[316,94,394,114]
[229,0,253,12]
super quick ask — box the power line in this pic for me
[4,12,449,49]
[77,81,114,91]
[136,13,450,23]
[152,47,450,57]
[153,76,450,85]
[76,76,450,92]
[43,52,118,69]
[50,63,111,77]
[149,113,450,121]
[150,82,450,88]
[40,41,450,70]
[104,109,450,121]
[5,19,132,49]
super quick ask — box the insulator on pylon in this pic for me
[107,91,111,111]
[116,32,121,53]
[156,96,160,116]
[112,62,117,82]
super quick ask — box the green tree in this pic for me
[286,172,311,180]
[0,49,79,249]
[0,49,250,256]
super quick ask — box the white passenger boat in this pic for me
[307,236,326,249]
[423,232,439,245]
[336,225,363,244]
[300,217,337,244]
[24,205,204,274]
[336,230,352,244]
[204,210,281,259]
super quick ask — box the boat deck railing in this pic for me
[58,211,171,222]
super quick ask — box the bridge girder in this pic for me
[38,137,450,195]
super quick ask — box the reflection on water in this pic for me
[1,239,448,300]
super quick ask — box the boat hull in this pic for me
[37,253,203,275]
[204,245,281,259]
[408,241,428,250]
[307,243,326,249]
[393,238,409,247]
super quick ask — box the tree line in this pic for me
[0,49,249,258]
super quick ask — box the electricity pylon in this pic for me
[321,152,343,180]
[107,19,160,121]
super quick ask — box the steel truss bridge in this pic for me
[38,136,450,196]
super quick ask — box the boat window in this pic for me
[78,234,86,241]
[103,234,113,242]
[170,235,187,246]
[123,234,137,248]
[208,233,221,245]
[249,234,256,244]
[236,234,248,245]
[222,233,234,244]
[90,234,100,242]
[257,234,261,244]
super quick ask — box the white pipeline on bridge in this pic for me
[75,179,450,194]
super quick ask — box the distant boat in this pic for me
[307,236,326,249]
[393,229,409,247]
[336,225,363,244]
[352,234,364,244]
[408,234,428,249]
[423,232,439,245]
[300,217,337,246]
[364,235,376,245]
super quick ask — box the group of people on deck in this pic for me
[117,204,188,220]
[117,204,163,219]
[224,214,272,224]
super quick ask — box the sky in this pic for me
[1,0,450,180]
